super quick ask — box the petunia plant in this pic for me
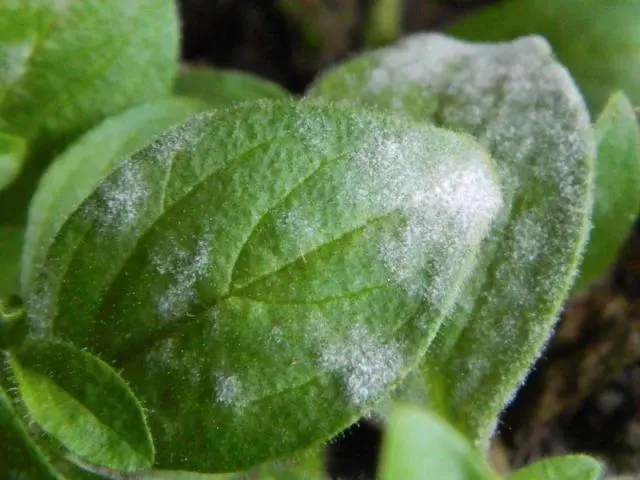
[1,1,639,479]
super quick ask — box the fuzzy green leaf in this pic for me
[508,455,602,480]
[21,97,205,295]
[23,100,503,471]
[308,34,594,444]
[0,131,26,191]
[448,0,640,114]
[573,92,640,293]
[9,338,155,471]
[379,405,498,480]
[0,384,61,479]
[0,225,22,297]
[0,0,179,150]
[175,66,290,106]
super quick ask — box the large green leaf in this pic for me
[308,34,594,444]
[9,338,155,471]
[0,225,22,297]
[448,0,640,114]
[379,405,498,480]
[23,100,503,471]
[21,97,204,295]
[0,384,60,480]
[573,92,640,293]
[508,455,602,480]
[0,131,26,191]
[0,0,179,149]
[175,66,290,106]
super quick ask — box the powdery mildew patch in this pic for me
[319,323,403,406]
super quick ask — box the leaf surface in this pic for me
[22,97,204,296]
[0,131,26,191]
[0,0,179,150]
[0,384,60,479]
[379,405,497,480]
[175,66,289,106]
[448,0,640,114]
[308,34,594,444]
[9,338,155,471]
[24,100,503,471]
[0,225,22,297]
[573,92,640,293]
[508,454,602,480]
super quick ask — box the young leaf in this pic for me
[508,455,602,480]
[21,97,205,296]
[0,384,60,480]
[573,92,640,293]
[308,34,594,444]
[23,100,503,471]
[447,0,640,114]
[379,405,498,480]
[0,132,26,191]
[9,339,155,471]
[0,225,22,297]
[175,66,290,106]
[0,0,179,150]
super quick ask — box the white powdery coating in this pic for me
[152,235,212,321]
[0,42,32,85]
[319,323,403,406]
[213,374,247,411]
[345,131,502,301]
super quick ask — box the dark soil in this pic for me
[178,1,640,478]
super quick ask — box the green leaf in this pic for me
[0,132,26,191]
[23,99,503,471]
[508,455,603,480]
[21,97,205,296]
[0,225,22,297]
[9,339,155,471]
[0,384,60,480]
[447,0,640,114]
[573,92,640,293]
[0,0,179,150]
[175,66,290,107]
[379,405,498,480]
[308,34,594,444]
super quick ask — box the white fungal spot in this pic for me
[319,323,403,406]
[214,374,246,410]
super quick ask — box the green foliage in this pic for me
[508,455,603,480]
[22,99,502,472]
[21,97,205,296]
[9,338,155,471]
[448,0,640,114]
[573,92,640,293]
[379,405,498,480]
[175,67,290,106]
[0,225,22,297]
[0,0,179,150]
[308,33,594,445]
[0,131,26,190]
[0,384,60,479]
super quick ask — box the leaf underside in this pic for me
[308,33,594,444]
[24,99,502,471]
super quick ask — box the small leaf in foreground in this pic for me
[308,33,594,445]
[508,454,603,480]
[572,92,640,294]
[24,100,503,471]
[0,132,26,191]
[0,384,60,480]
[9,339,155,471]
[379,405,498,480]
[447,0,640,114]
[175,66,290,106]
